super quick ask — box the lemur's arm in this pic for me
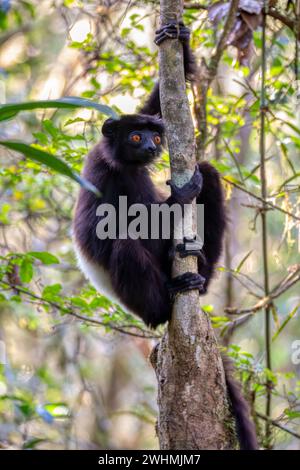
[139,22,196,117]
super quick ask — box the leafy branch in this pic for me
[0,280,159,339]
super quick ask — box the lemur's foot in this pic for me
[166,164,203,204]
[167,272,206,298]
[155,21,190,46]
[176,236,206,263]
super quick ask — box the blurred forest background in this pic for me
[0,0,300,450]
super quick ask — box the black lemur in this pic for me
[73,22,258,450]
[73,22,223,327]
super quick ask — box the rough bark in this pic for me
[150,0,238,450]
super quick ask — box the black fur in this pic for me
[73,118,225,327]
[222,355,258,450]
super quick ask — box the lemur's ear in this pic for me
[102,118,119,138]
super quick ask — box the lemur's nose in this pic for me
[147,142,156,152]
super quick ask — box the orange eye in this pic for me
[131,134,141,143]
[154,135,161,145]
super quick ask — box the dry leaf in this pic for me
[208,0,263,66]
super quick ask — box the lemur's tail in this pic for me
[222,355,258,450]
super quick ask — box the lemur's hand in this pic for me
[155,21,190,46]
[166,165,203,204]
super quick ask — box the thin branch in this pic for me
[0,25,31,46]
[225,265,300,316]
[268,7,298,37]
[61,309,160,339]
[207,0,239,82]
[223,177,300,223]
[271,265,300,295]
[184,2,208,9]
[224,267,263,298]
[259,4,272,446]
[256,412,300,440]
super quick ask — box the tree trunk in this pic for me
[150,0,238,450]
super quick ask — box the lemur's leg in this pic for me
[196,162,226,292]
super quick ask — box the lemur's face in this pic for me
[101,115,165,167]
[124,128,163,164]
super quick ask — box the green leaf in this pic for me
[284,409,300,419]
[70,297,88,308]
[64,117,85,126]
[44,402,69,417]
[20,258,34,283]
[278,172,300,191]
[202,304,214,313]
[0,97,118,121]
[23,438,46,450]
[279,142,296,175]
[18,402,35,418]
[272,304,300,341]
[29,251,59,265]
[223,139,244,182]
[235,251,252,273]
[0,141,101,197]
[42,284,62,298]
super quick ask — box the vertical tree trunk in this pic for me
[150,0,238,449]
